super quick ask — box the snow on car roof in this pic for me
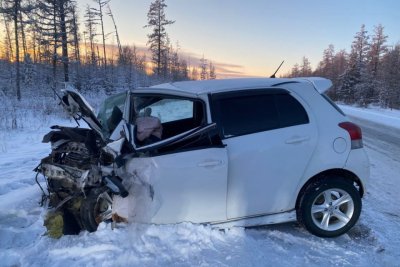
[145,77,332,96]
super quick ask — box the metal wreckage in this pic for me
[35,85,220,238]
[36,76,227,238]
[35,89,163,238]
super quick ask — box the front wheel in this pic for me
[80,190,113,232]
[297,177,362,237]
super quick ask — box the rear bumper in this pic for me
[344,148,370,195]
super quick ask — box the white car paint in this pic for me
[125,78,369,227]
[224,122,318,218]
[150,147,229,224]
[63,77,368,234]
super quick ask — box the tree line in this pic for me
[286,24,400,109]
[0,0,217,101]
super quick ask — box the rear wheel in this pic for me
[80,190,113,232]
[297,177,361,237]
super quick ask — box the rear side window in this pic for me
[217,94,279,137]
[213,91,309,138]
[275,94,309,127]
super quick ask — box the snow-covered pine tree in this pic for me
[366,24,388,103]
[0,0,24,100]
[368,24,388,78]
[23,53,34,87]
[290,63,300,77]
[169,42,180,81]
[35,0,78,84]
[354,65,374,107]
[84,4,98,66]
[0,1,14,61]
[209,61,216,79]
[300,56,312,77]
[337,66,359,104]
[380,44,400,109]
[350,24,370,65]
[107,4,122,65]
[338,24,371,105]
[327,49,348,100]
[315,45,337,99]
[179,59,189,80]
[199,55,208,80]
[316,45,335,78]
[160,34,171,80]
[191,66,199,80]
[70,3,80,63]
[333,49,348,78]
[91,0,110,69]
[145,0,174,78]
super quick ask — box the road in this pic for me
[346,115,400,265]
[349,116,400,163]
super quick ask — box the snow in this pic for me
[1,107,400,267]
[339,104,400,130]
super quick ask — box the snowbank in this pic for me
[339,105,400,130]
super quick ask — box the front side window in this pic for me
[137,98,194,123]
[126,94,222,154]
[213,90,309,138]
[131,95,205,144]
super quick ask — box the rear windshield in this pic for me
[321,93,345,116]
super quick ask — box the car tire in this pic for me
[297,177,362,237]
[80,190,112,232]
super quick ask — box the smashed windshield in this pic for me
[97,92,127,137]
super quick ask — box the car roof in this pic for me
[138,77,332,97]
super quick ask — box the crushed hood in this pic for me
[61,89,104,140]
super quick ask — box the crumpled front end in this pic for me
[35,125,155,238]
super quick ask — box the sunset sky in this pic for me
[81,0,399,78]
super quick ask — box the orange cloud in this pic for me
[84,42,258,79]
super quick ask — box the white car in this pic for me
[36,77,369,238]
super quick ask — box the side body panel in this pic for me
[224,113,318,218]
[150,147,228,224]
[209,87,320,219]
[344,148,370,193]
[286,83,357,205]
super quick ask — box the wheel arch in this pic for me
[295,168,364,210]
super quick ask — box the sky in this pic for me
[81,0,400,78]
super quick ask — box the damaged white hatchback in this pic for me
[35,78,369,238]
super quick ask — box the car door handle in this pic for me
[198,160,223,167]
[285,136,310,144]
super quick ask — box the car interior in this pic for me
[129,95,222,154]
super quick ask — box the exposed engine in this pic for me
[35,89,163,238]
[35,126,127,238]
[40,142,101,193]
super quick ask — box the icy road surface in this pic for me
[1,107,400,267]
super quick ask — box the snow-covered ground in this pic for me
[339,104,400,130]
[1,105,400,267]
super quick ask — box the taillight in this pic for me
[339,122,363,149]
